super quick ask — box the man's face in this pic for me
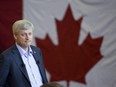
[14,29,33,49]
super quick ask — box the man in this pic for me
[0,19,48,87]
[41,82,63,87]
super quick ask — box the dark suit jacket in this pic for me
[0,44,48,87]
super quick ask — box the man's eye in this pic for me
[29,33,32,35]
[21,34,25,36]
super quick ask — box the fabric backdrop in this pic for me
[0,0,116,87]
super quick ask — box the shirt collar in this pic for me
[16,43,33,57]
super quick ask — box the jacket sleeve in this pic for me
[0,54,10,87]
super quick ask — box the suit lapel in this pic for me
[11,45,30,83]
[32,50,39,64]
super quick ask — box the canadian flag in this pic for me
[0,0,116,87]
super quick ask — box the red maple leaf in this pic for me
[35,6,103,86]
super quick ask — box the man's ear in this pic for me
[14,34,17,40]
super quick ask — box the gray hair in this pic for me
[12,19,34,35]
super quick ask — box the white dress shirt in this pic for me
[16,44,43,87]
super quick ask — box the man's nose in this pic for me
[26,35,29,40]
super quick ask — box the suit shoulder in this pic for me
[30,45,41,51]
[1,45,16,56]
[30,45,40,49]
